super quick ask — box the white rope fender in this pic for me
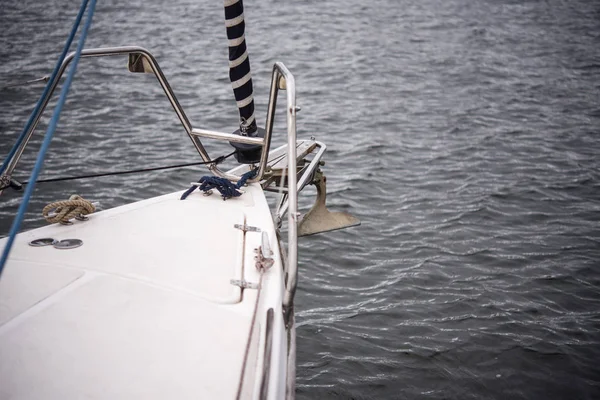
[42,194,95,224]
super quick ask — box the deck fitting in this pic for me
[230,279,259,289]
[234,223,261,233]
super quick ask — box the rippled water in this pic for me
[1,0,600,398]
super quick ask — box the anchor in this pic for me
[298,169,360,237]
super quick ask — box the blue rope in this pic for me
[0,0,90,175]
[0,0,97,278]
[181,168,258,200]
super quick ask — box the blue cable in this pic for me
[0,0,90,175]
[0,0,97,278]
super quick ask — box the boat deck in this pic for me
[0,183,282,399]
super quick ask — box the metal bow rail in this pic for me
[0,46,302,318]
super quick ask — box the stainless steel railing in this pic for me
[0,46,301,317]
[1,46,210,180]
[270,63,299,320]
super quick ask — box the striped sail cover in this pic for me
[224,0,257,135]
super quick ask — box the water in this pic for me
[1,0,600,398]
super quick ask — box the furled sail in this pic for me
[224,0,264,164]
[224,0,257,134]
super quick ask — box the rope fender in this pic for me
[42,194,95,224]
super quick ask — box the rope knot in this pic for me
[42,194,96,225]
[181,169,258,200]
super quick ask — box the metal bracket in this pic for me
[230,279,259,289]
[255,231,275,270]
[0,175,22,192]
[234,223,261,233]
[255,249,275,270]
[0,175,10,191]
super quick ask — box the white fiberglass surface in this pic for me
[0,189,251,303]
[0,184,284,399]
[0,273,252,399]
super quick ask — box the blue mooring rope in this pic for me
[180,168,258,200]
[0,0,97,278]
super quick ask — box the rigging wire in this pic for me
[0,75,50,90]
[19,151,236,185]
[0,0,97,278]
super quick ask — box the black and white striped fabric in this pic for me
[224,0,257,135]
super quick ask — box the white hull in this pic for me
[0,184,289,399]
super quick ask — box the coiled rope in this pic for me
[42,195,95,225]
[0,0,96,278]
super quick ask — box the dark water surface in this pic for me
[1,0,600,398]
